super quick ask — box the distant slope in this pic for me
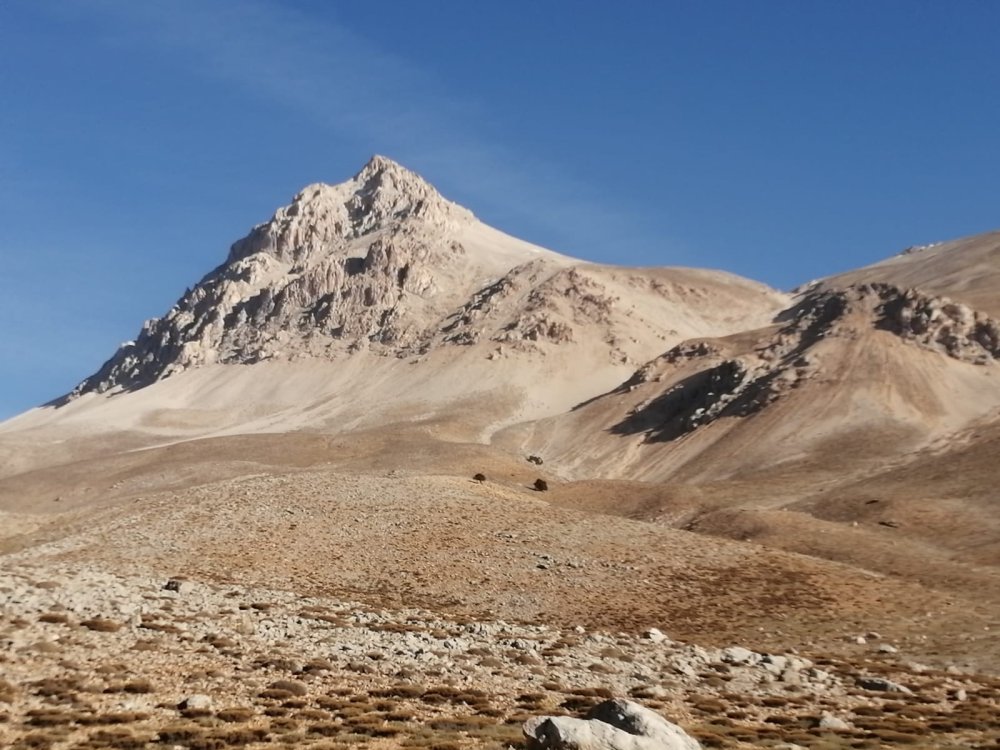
[817,229,1000,315]
[491,242,1000,597]
[500,281,1000,485]
[794,412,1000,567]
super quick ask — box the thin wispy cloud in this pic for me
[65,0,676,261]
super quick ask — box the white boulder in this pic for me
[524,698,700,750]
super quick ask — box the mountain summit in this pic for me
[226,155,472,269]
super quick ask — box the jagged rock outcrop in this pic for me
[432,264,621,351]
[612,282,1000,442]
[875,285,1000,363]
[496,267,615,346]
[227,154,472,266]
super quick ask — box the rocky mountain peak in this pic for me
[66,158,550,398]
[227,156,472,268]
[346,154,472,236]
[352,153,429,190]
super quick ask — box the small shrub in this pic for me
[26,708,81,726]
[123,679,154,694]
[138,621,182,634]
[158,723,205,743]
[81,618,122,633]
[216,707,255,723]
[307,722,343,737]
[38,612,71,625]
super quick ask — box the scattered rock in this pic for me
[671,659,698,678]
[179,694,213,711]
[472,473,486,482]
[164,578,194,595]
[856,676,913,694]
[533,478,549,492]
[807,667,832,683]
[233,612,256,635]
[642,627,668,644]
[760,654,788,674]
[721,646,758,665]
[877,643,898,654]
[527,455,544,465]
[816,713,851,731]
[779,668,803,686]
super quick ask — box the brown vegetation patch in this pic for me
[37,612,71,625]
[80,618,122,633]
[216,707,256,723]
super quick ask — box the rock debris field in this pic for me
[2,561,999,749]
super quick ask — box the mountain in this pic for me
[2,156,1000,698]
[0,156,785,471]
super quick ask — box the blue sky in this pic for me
[1,1,998,419]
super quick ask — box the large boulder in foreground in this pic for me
[524,698,701,750]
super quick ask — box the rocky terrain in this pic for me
[3,561,998,749]
[3,157,1000,748]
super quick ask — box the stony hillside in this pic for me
[816,230,1000,316]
